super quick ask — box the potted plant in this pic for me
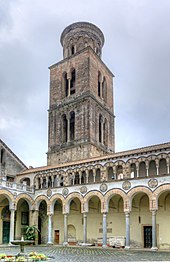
[24,225,39,241]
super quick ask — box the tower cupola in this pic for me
[60,22,105,58]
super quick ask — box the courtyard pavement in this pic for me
[0,245,170,261]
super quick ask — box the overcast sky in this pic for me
[0,0,170,167]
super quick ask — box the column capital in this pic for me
[125,211,130,217]
[151,209,157,215]
[47,212,53,216]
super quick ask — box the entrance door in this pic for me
[55,230,59,244]
[3,221,10,243]
[144,226,152,248]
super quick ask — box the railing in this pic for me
[0,179,34,193]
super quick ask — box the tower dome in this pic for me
[60,22,105,58]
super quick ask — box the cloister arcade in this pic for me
[1,184,170,250]
[31,154,170,190]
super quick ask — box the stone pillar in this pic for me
[9,209,15,243]
[32,210,39,245]
[125,212,130,249]
[68,78,71,96]
[67,115,70,143]
[167,164,170,174]
[47,214,53,245]
[46,177,48,188]
[93,169,96,183]
[63,214,68,246]
[102,213,107,248]
[146,166,149,177]
[156,165,159,176]
[79,172,82,185]
[151,210,158,250]
[83,213,87,244]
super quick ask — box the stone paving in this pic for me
[0,245,170,261]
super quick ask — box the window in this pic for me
[71,45,75,55]
[70,111,75,141]
[21,212,29,225]
[62,114,67,143]
[99,114,102,143]
[63,72,69,97]
[70,69,76,95]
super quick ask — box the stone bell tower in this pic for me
[47,22,115,165]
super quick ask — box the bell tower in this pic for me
[47,22,115,165]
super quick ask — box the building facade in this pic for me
[1,22,170,250]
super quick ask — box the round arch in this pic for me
[104,189,127,212]
[15,193,34,210]
[50,194,65,213]
[65,193,83,213]
[34,195,49,210]
[0,189,15,208]
[127,186,152,211]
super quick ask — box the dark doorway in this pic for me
[55,230,60,244]
[3,221,10,243]
[144,226,152,248]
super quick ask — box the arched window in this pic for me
[130,163,137,178]
[98,72,101,97]
[159,158,167,175]
[70,111,75,141]
[102,77,107,102]
[62,114,67,143]
[103,118,108,146]
[63,72,69,97]
[81,171,86,184]
[95,168,101,182]
[149,160,156,177]
[71,45,75,55]
[117,165,123,179]
[70,69,76,95]
[107,166,114,181]
[99,114,102,143]
[75,172,79,185]
[139,162,146,177]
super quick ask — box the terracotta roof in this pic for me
[18,141,170,175]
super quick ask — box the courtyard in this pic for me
[0,245,170,262]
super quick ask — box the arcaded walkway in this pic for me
[0,245,170,261]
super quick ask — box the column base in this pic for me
[151,247,158,251]
[102,244,107,248]
[47,242,53,245]
[63,242,68,246]
[125,246,130,249]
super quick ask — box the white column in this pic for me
[102,213,107,248]
[47,214,53,245]
[9,209,15,243]
[156,165,159,175]
[125,212,130,249]
[63,214,68,246]
[146,166,149,177]
[167,164,170,174]
[83,213,87,244]
[151,210,158,250]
